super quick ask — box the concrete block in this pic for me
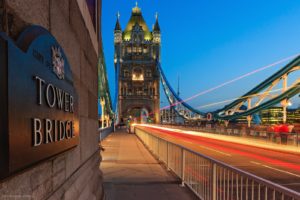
[52,156,66,189]
[8,0,49,29]
[64,184,79,200]
[29,162,52,190]
[50,1,81,80]
[69,1,89,54]
[29,162,53,200]
[89,119,99,152]
[31,178,52,200]
[51,0,69,20]
[73,153,99,192]
[80,52,94,90]
[88,91,98,119]
[79,83,89,118]
[69,1,98,67]
[0,171,32,196]
[79,117,95,162]
[65,146,81,178]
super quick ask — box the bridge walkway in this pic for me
[100,129,197,200]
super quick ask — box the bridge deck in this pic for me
[100,129,197,200]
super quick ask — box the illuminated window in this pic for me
[138,47,142,53]
[132,74,144,81]
[133,46,137,53]
[132,68,144,81]
[143,47,148,54]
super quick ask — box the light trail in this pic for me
[196,87,284,109]
[160,53,299,111]
[137,125,300,173]
[137,124,300,154]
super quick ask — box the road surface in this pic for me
[136,125,300,193]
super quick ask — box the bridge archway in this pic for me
[123,105,152,123]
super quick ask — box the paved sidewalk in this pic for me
[100,129,197,200]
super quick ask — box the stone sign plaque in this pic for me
[0,26,79,179]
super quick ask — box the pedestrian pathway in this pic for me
[100,129,197,200]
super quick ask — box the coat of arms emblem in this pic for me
[51,46,65,79]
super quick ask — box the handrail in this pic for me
[135,126,300,200]
[98,126,113,142]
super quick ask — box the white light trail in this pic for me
[161,53,299,111]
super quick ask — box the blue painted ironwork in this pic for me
[98,49,114,118]
[157,61,205,120]
[158,56,300,123]
[214,55,300,121]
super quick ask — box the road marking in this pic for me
[185,141,232,157]
[250,161,261,165]
[251,161,300,178]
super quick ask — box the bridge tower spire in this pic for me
[115,4,161,123]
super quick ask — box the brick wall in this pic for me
[0,0,103,199]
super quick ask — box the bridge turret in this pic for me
[114,12,122,44]
[152,13,161,44]
[114,12,122,66]
[152,13,161,61]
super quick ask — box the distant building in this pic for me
[287,109,300,123]
[114,4,161,123]
[160,108,184,124]
[259,107,300,124]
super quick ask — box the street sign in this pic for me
[0,26,79,179]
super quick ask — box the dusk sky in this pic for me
[102,1,300,111]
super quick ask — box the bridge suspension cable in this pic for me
[161,53,299,111]
[196,87,285,109]
[159,53,300,124]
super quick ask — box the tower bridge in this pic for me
[98,4,300,128]
[96,3,300,200]
[114,4,161,123]
[2,1,300,199]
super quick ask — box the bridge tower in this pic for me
[114,4,161,123]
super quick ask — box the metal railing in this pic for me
[135,127,300,200]
[99,126,114,142]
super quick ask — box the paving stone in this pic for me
[101,130,198,200]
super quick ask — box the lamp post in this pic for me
[100,97,105,129]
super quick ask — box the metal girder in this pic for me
[158,62,205,121]
[98,50,114,119]
[213,58,300,121]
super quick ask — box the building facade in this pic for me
[114,4,161,123]
[260,107,300,124]
[160,108,185,124]
[0,0,103,199]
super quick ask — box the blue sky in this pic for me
[102,1,300,111]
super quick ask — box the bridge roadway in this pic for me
[136,125,300,193]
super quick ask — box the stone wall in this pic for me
[0,0,102,199]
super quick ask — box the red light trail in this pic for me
[161,53,299,111]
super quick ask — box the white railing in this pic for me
[99,126,114,142]
[135,127,300,200]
